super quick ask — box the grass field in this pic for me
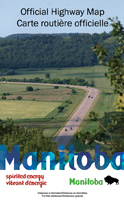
[0,100,61,120]
[0,83,53,94]
[3,85,72,101]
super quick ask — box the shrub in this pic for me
[46,73,50,78]
[23,78,27,82]
[0,119,3,123]
[1,96,6,100]
[54,86,59,89]
[26,86,34,91]
[2,93,6,96]
[16,96,22,100]
[5,70,15,75]
[0,77,6,81]
[31,98,35,101]
[58,106,64,113]
[65,100,72,104]
[72,89,76,94]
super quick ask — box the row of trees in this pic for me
[0,77,90,86]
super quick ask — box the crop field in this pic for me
[0,100,61,120]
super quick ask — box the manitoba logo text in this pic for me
[0,145,124,170]
[69,178,103,185]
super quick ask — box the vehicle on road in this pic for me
[70,127,72,130]
[88,95,90,98]
[65,129,67,131]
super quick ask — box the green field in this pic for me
[0,82,86,138]
[0,100,61,120]
[0,65,117,150]
[0,83,72,101]
[3,65,113,92]
[0,83,53,94]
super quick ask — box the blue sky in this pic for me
[0,0,124,37]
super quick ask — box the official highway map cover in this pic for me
[0,0,124,203]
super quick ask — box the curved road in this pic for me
[1,82,99,148]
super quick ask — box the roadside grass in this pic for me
[66,90,116,153]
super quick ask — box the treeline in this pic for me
[0,77,92,86]
[0,32,119,69]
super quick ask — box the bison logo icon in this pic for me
[104,175,119,185]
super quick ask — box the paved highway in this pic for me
[53,85,99,148]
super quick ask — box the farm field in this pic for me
[0,83,72,101]
[0,101,61,120]
[0,82,86,138]
[0,83,53,94]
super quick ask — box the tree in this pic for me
[16,96,22,100]
[57,106,64,113]
[0,118,59,162]
[76,17,124,156]
[26,86,33,91]
[71,89,76,94]
[1,96,6,100]
[92,17,124,109]
[54,86,59,89]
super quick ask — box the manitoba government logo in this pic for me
[69,176,119,186]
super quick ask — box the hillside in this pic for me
[0,32,119,70]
